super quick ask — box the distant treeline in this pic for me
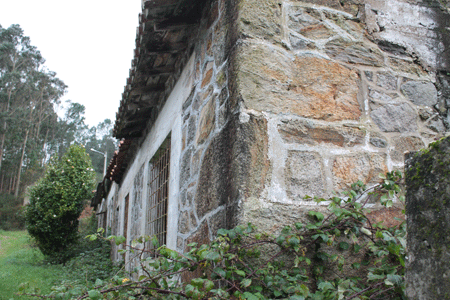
[0,24,116,229]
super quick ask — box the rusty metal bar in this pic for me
[147,137,171,252]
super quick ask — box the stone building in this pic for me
[93,0,450,266]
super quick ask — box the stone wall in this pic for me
[176,0,232,252]
[228,0,450,232]
[104,0,450,263]
[405,136,450,299]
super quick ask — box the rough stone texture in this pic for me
[238,0,282,43]
[232,115,271,200]
[324,39,385,67]
[401,81,438,107]
[201,61,214,88]
[390,136,425,162]
[286,151,325,199]
[376,72,398,91]
[366,207,404,228]
[278,119,364,147]
[242,197,327,235]
[297,0,360,16]
[332,153,387,190]
[195,98,216,145]
[238,43,361,121]
[130,165,144,240]
[364,0,450,70]
[370,103,418,132]
[195,124,232,219]
[405,137,450,299]
[368,87,395,103]
[369,136,387,148]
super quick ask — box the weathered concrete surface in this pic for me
[405,136,450,299]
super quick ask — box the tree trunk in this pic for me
[14,128,29,198]
[0,87,13,173]
[41,128,49,166]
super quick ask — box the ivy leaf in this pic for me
[339,242,349,250]
[204,279,215,291]
[241,278,252,288]
[308,211,324,221]
[115,236,126,246]
[288,236,300,247]
[88,289,101,300]
[242,292,259,300]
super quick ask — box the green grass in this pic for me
[0,230,64,300]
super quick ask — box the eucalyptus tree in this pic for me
[0,24,45,173]
[0,24,67,196]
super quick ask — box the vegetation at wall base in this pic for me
[18,171,406,300]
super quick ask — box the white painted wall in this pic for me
[101,53,195,262]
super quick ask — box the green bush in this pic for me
[20,171,406,300]
[25,144,96,263]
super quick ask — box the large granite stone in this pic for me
[195,98,216,145]
[325,39,385,67]
[237,42,361,121]
[195,114,270,222]
[400,81,438,107]
[278,119,364,147]
[286,151,325,199]
[332,153,387,190]
[390,136,425,162]
[296,0,359,16]
[370,103,418,132]
[238,0,282,43]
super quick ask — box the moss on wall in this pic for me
[405,136,450,299]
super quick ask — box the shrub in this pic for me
[25,144,96,263]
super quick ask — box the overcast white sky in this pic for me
[0,0,142,127]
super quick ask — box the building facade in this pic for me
[93,0,450,267]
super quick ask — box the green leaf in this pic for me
[386,274,403,286]
[191,278,204,289]
[115,236,126,245]
[288,236,300,247]
[318,281,334,291]
[204,279,215,291]
[88,289,101,300]
[242,292,259,300]
[339,242,349,250]
[308,211,324,221]
[235,269,246,277]
[241,278,252,288]
[205,250,221,262]
[295,222,304,230]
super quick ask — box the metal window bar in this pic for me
[147,138,170,253]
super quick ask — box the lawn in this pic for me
[0,230,64,300]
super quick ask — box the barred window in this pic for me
[147,135,171,251]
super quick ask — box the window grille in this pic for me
[147,135,171,252]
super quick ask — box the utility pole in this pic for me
[90,148,107,177]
